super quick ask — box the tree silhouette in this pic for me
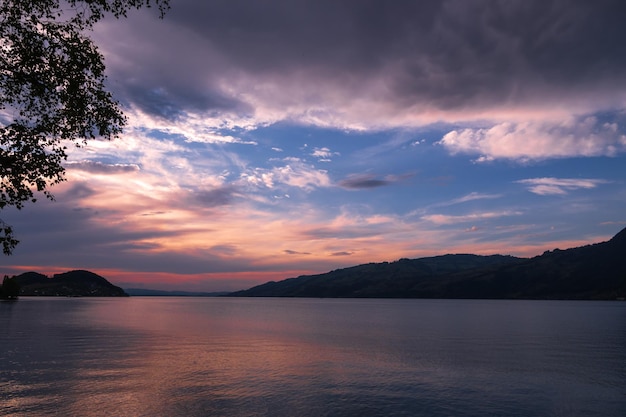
[0,275,20,299]
[0,0,169,254]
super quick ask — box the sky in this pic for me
[2,0,626,292]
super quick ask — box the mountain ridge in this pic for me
[230,228,626,300]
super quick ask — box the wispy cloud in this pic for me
[516,177,609,195]
[445,192,503,205]
[422,210,522,225]
[184,131,258,145]
[407,192,503,217]
[65,161,140,174]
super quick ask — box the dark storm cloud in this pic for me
[167,0,442,72]
[122,83,248,121]
[125,0,626,115]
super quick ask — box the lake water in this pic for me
[1,297,624,416]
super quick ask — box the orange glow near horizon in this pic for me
[4,233,612,292]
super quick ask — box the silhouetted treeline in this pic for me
[11,270,127,297]
[0,275,20,300]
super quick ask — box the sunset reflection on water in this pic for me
[1,297,625,416]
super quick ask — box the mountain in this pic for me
[231,254,520,298]
[15,270,128,297]
[230,227,626,300]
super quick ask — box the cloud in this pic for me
[240,162,331,192]
[122,84,244,122]
[284,249,311,255]
[516,177,609,195]
[422,210,522,225]
[444,192,503,205]
[193,186,237,207]
[311,147,339,161]
[338,173,412,190]
[298,223,386,240]
[63,183,97,200]
[241,169,275,189]
[7,1,626,293]
[65,161,140,174]
[140,211,168,216]
[438,117,626,162]
[184,132,257,145]
[94,1,626,131]
[210,244,239,256]
[338,174,390,189]
[272,163,331,191]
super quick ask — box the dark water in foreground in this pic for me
[1,297,624,416]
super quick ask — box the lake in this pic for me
[1,297,624,416]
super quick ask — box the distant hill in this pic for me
[124,288,230,296]
[15,270,128,297]
[230,227,626,300]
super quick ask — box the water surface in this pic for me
[1,297,624,416]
